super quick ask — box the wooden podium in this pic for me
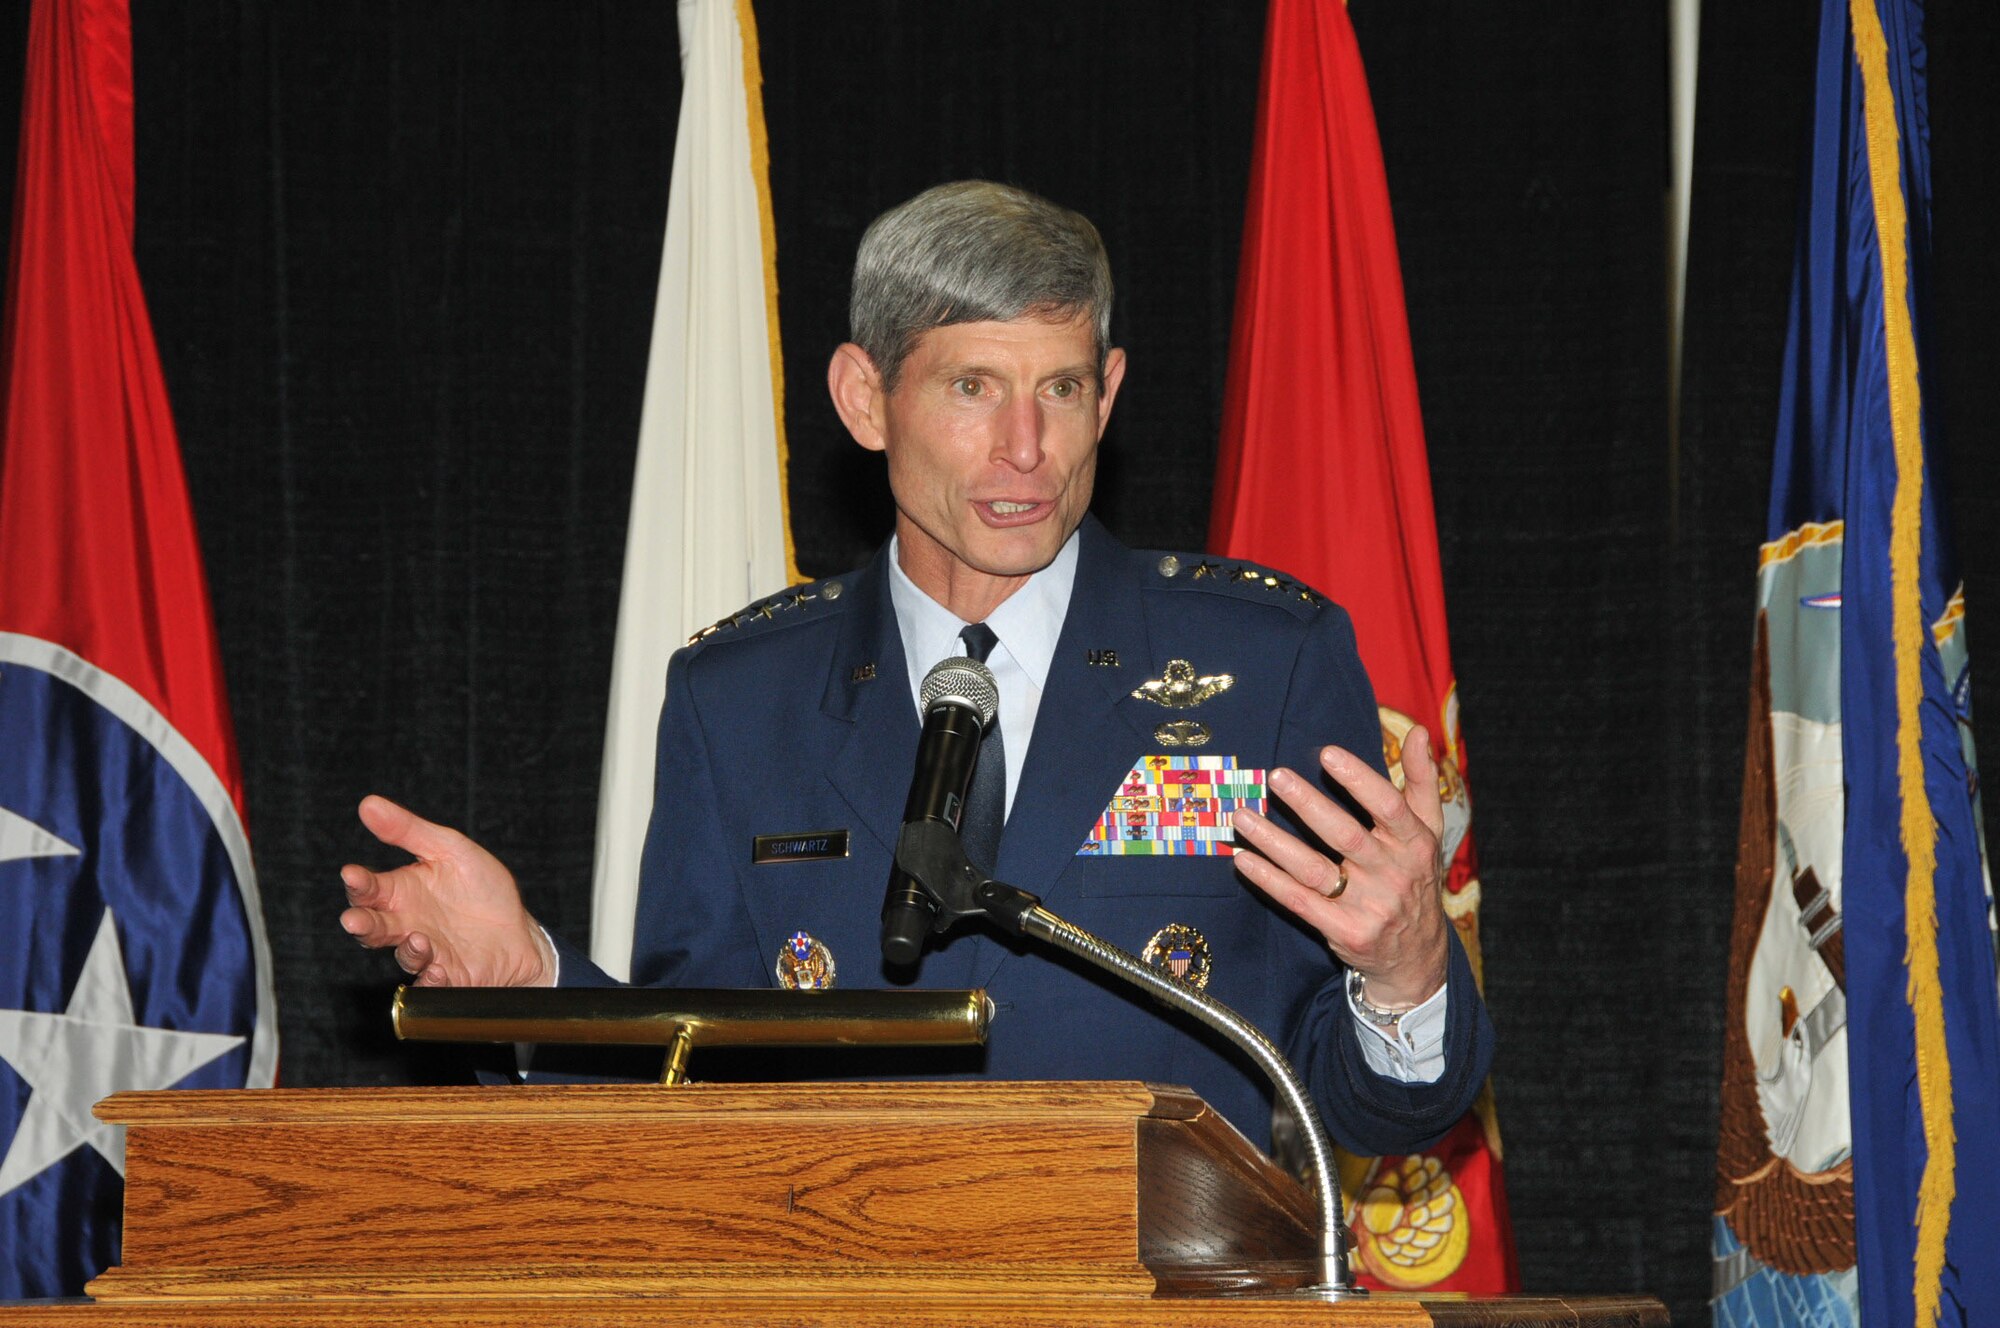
[0,1081,1667,1327]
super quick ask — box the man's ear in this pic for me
[828,343,889,452]
[1095,346,1128,439]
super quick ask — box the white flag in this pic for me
[590,0,792,979]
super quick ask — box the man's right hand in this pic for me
[339,794,556,988]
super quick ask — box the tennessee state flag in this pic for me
[1209,0,1516,1292]
[0,0,277,1297]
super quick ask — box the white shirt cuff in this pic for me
[1348,978,1448,1084]
[539,925,561,986]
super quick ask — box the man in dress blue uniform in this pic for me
[340,182,1493,1157]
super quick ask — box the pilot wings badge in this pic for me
[1130,659,1233,709]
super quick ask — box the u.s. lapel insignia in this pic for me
[1141,924,1212,990]
[776,931,835,990]
[1131,659,1234,710]
[1155,719,1210,747]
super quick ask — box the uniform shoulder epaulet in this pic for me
[685,575,852,647]
[1142,552,1328,619]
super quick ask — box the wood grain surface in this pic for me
[0,1292,1669,1328]
[91,1082,1308,1301]
[27,1083,1671,1326]
[1136,1109,1317,1265]
[92,1081,1201,1125]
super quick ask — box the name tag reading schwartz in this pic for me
[752,830,852,865]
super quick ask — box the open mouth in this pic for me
[979,500,1050,525]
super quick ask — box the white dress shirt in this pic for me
[888,532,1077,815]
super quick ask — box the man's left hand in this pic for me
[1231,726,1451,1008]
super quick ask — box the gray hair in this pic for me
[850,181,1114,392]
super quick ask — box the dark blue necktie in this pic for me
[957,622,1006,870]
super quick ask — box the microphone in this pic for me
[880,656,1000,967]
[875,661,1360,1296]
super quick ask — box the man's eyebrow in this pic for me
[929,360,998,378]
[932,360,1096,376]
[925,360,1100,384]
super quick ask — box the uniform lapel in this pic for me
[977,519,1154,986]
[821,547,919,864]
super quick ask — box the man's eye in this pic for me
[953,377,983,396]
[1049,380,1076,399]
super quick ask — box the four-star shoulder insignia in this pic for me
[688,581,837,646]
[691,553,1323,650]
[688,613,744,645]
[1229,567,1292,593]
[1151,553,1327,616]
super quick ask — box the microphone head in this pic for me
[920,656,1000,728]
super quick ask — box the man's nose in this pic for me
[991,389,1044,471]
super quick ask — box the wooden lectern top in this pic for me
[0,1081,1668,1327]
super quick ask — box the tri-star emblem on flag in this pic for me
[0,0,277,1299]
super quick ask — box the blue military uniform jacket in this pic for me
[556,516,1493,1156]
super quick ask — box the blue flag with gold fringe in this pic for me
[1712,2,2000,1327]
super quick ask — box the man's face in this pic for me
[848,312,1125,598]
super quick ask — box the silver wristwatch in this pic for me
[1347,969,1413,1027]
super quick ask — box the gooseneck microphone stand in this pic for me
[891,815,1365,1300]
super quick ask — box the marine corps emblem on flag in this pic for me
[1338,1150,1473,1289]
[1327,698,1505,1292]
[1380,704,1471,896]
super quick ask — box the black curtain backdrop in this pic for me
[1,4,1996,1324]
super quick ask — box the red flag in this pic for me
[1210,0,1517,1292]
[0,0,274,1297]
[0,0,241,805]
